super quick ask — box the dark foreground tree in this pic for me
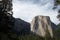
[0,0,14,33]
[0,0,17,40]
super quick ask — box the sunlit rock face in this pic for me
[31,15,54,38]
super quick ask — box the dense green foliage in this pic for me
[18,34,55,40]
[0,32,60,40]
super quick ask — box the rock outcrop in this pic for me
[30,15,57,38]
[11,18,30,35]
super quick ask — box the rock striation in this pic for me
[30,15,57,38]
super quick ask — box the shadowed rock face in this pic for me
[31,15,56,38]
[12,18,30,35]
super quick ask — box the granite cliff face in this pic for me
[31,16,57,38]
[10,16,57,37]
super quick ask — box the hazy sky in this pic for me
[13,0,60,24]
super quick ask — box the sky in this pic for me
[13,0,60,24]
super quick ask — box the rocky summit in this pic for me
[30,15,57,38]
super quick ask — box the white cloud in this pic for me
[13,0,60,24]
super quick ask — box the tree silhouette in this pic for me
[0,0,16,40]
[54,0,60,20]
[0,0,14,33]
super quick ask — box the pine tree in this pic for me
[54,0,60,20]
[0,0,18,40]
[0,0,14,33]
